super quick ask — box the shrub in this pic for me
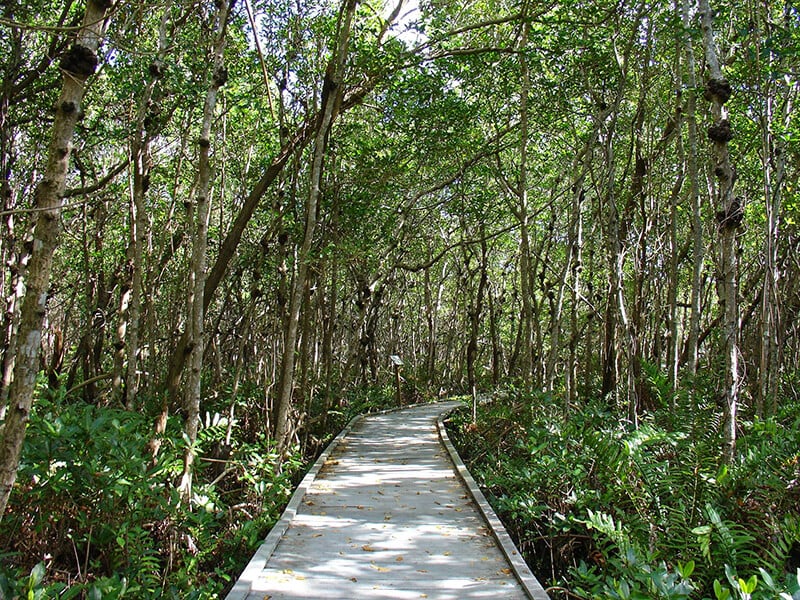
[446,384,800,599]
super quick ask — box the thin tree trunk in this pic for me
[756,14,793,417]
[700,0,740,464]
[274,0,358,454]
[0,0,112,521]
[465,229,488,421]
[683,0,704,378]
[0,68,20,419]
[514,17,534,383]
[178,0,231,502]
[488,279,502,387]
[117,3,171,410]
[566,187,584,409]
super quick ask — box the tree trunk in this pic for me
[513,17,534,384]
[178,0,231,502]
[0,0,112,521]
[756,15,792,417]
[117,3,171,410]
[465,229,488,422]
[274,0,358,454]
[682,0,704,378]
[566,187,584,409]
[700,0,740,464]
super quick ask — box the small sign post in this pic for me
[389,355,403,406]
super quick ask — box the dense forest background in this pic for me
[0,0,798,597]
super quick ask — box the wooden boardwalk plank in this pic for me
[226,401,550,599]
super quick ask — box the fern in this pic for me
[765,514,800,577]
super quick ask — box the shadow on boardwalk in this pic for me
[226,401,550,599]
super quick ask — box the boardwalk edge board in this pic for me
[436,407,552,600]
[223,412,366,600]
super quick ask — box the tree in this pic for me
[0,0,113,521]
[178,0,233,502]
[274,0,358,454]
[700,0,740,463]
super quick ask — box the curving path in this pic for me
[225,401,550,599]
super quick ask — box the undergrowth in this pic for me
[447,383,800,599]
[0,384,306,599]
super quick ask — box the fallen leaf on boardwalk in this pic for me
[500,568,512,575]
[305,500,315,506]
[443,551,452,556]
[356,505,365,509]
[417,569,428,573]
[420,595,428,598]
[370,565,390,573]
[384,514,392,521]
[350,577,358,583]
[313,533,323,538]
[455,507,463,512]
[362,545,376,552]
[282,569,293,574]
[395,556,404,562]
[325,459,339,466]
[263,596,271,599]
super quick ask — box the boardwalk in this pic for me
[226,401,550,599]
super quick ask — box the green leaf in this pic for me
[714,579,731,600]
[678,560,695,578]
[28,563,45,589]
[716,464,729,485]
[741,574,757,594]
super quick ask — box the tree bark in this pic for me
[115,2,172,410]
[700,0,740,464]
[515,18,534,384]
[682,0,704,378]
[178,0,231,502]
[0,0,112,521]
[465,226,488,422]
[274,0,358,455]
[755,14,793,417]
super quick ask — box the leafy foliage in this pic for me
[0,388,305,598]
[447,384,800,599]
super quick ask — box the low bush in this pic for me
[0,388,305,599]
